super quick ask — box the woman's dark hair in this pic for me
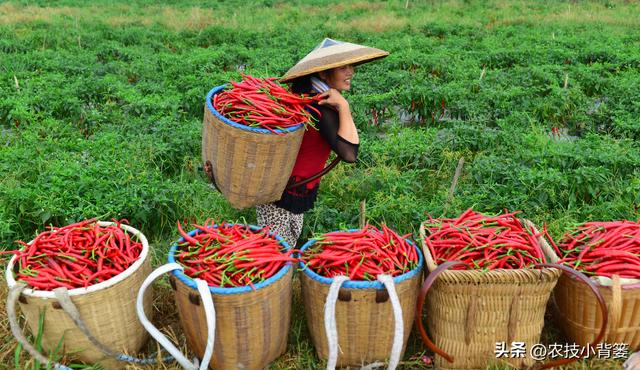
[290,74,317,94]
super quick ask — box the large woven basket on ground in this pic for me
[545,244,640,351]
[202,85,305,210]
[299,233,424,368]
[4,221,153,370]
[416,220,562,370]
[165,225,293,370]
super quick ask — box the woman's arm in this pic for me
[313,94,359,163]
[318,89,359,145]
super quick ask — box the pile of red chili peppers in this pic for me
[300,224,420,281]
[7,219,143,290]
[213,74,322,135]
[423,209,546,270]
[553,220,640,279]
[175,220,297,288]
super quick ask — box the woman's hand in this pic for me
[317,88,349,112]
[317,88,358,144]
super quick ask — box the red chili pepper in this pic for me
[174,221,292,288]
[557,220,640,279]
[213,74,321,133]
[300,224,419,281]
[6,219,143,291]
[423,209,547,271]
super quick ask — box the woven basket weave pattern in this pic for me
[202,93,305,210]
[553,273,640,350]
[172,268,293,370]
[300,272,421,367]
[539,223,640,351]
[426,269,560,369]
[16,256,153,369]
[420,219,561,369]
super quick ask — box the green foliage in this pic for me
[2,2,640,369]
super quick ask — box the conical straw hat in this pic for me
[280,38,389,82]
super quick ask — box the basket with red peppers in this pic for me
[202,74,323,209]
[549,220,640,351]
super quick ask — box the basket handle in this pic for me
[532,263,608,370]
[7,282,174,367]
[415,261,464,364]
[7,283,73,370]
[136,263,216,370]
[286,157,341,190]
[324,275,404,370]
[377,274,404,370]
[52,286,175,365]
[325,276,348,370]
[418,221,438,272]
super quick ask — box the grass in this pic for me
[1,1,640,32]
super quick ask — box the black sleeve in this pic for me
[312,104,359,163]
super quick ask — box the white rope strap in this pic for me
[7,283,73,370]
[136,263,215,370]
[324,275,348,370]
[51,287,173,364]
[196,278,216,370]
[377,274,403,370]
[324,275,404,370]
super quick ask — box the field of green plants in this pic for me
[1,0,639,369]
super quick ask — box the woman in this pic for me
[256,38,389,247]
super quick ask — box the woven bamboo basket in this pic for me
[4,221,153,370]
[166,224,293,370]
[416,219,562,370]
[202,85,305,210]
[545,241,640,350]
[299,233,424,368]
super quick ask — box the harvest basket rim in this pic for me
[298,228,424,289]
[5,221,150,298]
[167,223,293,295]
[206,85,305,135]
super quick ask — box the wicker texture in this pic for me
[300,272,421,367]
[14,252,153,369]
[426,268,560,369]
[172,268,293,370]
[419,219,561,369]
[202,90,305,210]
[540,228,640,351]
[551,266,640,350]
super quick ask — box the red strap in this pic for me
[203,158,341,192]
[286,157,341,190]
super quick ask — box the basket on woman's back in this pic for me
[202,77,319,210]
